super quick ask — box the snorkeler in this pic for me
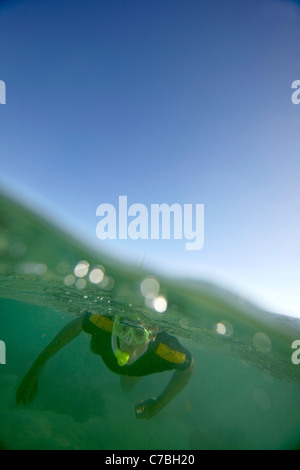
[16,312,194,419]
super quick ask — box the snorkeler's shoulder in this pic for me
[152,331,192,370]
[81,311,114,335]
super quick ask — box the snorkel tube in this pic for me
[111,316,130,367]
[114,346,130,367]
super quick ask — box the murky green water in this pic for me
[1,190,300,450]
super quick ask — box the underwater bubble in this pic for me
[179,317,189,329]
[99,276,109,288]
[35,264,47,275]
[153,295,168,313]
[75,278,86,290]
[99,276,115,290]
[74,260,90,278]
[89,268,104,284]
[64,274,76,286]
[215,321,233,337]
[253,332,272,354]
[57,261,70,275]
[106,277,115,290]
[140,277,160,299]
[224,321,233,337]
[216,323,227,336]
[144,298,154,309]
[16,262,47,275]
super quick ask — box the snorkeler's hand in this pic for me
[16,368,40,405]
[135,398,158,420]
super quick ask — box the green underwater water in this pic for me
[1,191,300,450]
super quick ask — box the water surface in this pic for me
[1,191,300,450]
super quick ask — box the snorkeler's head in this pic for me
[111,315,156,367]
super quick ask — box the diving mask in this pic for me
[111,315,150,367]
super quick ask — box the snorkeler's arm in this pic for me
[155,357,195,411]
[31,314,84,370]
[135,357,195,419]
[16,314,84,405]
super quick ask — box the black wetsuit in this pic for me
[82,312,192,377]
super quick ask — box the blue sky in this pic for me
[0,0,300,316]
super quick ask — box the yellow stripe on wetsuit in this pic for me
[155,343,186,364]
[89,314,114,332]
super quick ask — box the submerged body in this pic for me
[16,312,194,419]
